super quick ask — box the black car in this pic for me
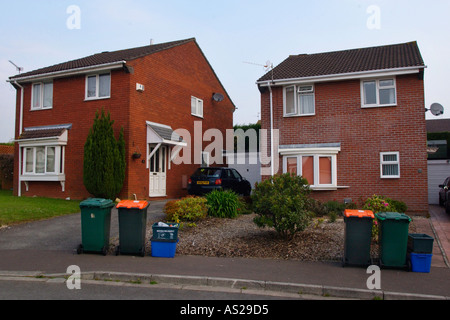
[188,167,252,196]
[439,177,450,213]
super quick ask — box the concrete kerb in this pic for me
[1,270,448,300]
[29,271,448,300]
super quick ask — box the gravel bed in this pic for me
[110,213,418,261]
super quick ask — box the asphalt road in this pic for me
[0,276,304,301]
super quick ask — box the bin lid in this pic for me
[343,210,374,219]
[375,212,411,221]
[80,198,114,209]
[116,200,149,210]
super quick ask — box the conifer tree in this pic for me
[83,109,126,199]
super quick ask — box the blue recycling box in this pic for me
[410,253,432,273]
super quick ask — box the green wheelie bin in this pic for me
[343,210,375,267]
[115,200,150,257]
[77,198,115,256]
[375,212,411,269]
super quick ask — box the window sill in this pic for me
[20,174,66,182]
[362,104,397,109]
[30,107,53,111]
[85,96,110,102]
[380,176,400,179]
[310,185,349,191]
[191,114,204,119]
[283,113,315,118]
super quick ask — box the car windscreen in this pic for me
[192,168,222,178]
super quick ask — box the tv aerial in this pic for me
[8,60,23,74]
[243,60,273,72]
[425,103,444,116]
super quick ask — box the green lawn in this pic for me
[0,190,81,226]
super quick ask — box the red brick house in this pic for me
[257,41,428,215]
[8,38,235,200]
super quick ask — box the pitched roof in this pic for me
[257,41,425,83]
[18,124,72,141]
[9,38,195,81]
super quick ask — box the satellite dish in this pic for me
[212,93,224,102]
[429,103,444,116]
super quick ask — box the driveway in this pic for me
[0,201,167,252]
[429,205,450,267]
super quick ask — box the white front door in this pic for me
[149,145,167,197]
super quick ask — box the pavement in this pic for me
[0,202,449,300]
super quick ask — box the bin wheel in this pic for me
[115,246,120,256]
[77,244,83,255]
[101,246,108,256]
[406,259,412,272]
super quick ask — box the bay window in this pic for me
[281,143,341,190]
[23,146,63,175]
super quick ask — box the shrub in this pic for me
[164,196,208,224]
[362,195,408,214]
[306,199,329,217]
[83,109,126,200]
[252,173,313,240]
[206,190,240,219]
[0,154,14,186]
[363,195,408,243]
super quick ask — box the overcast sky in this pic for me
[1,0,450,142]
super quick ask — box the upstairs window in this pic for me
[284,85,315,117]
[362,78,396,107]
[86,73,111,100]
[191,96,204,118]
[32,82,53,110]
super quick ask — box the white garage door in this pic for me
[428,160,450,204]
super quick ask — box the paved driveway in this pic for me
[0,201,167,252]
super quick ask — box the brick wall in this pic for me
[13,41,234,201]
[260,74,428,215]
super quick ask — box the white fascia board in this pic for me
[257,66,425,87]
[8,61,126,83]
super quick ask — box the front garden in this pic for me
[143,173,417,261]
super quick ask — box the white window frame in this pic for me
[283,84,315,117]
[85,73,111,100]
[22,146,64,176]
[191,96,204,118]
[282,154,338,188]
[361,78,397,108]
[380,152,400,179]
[31,82,53,110]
